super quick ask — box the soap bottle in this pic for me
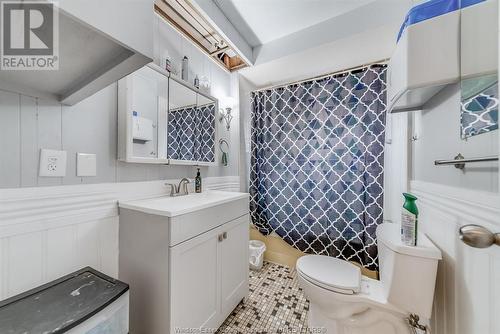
[195,168,202,193]
[401,193,418,246]
[181,56,189,81]
[194,75,200,89]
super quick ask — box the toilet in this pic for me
[296,223,442,334]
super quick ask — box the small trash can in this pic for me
[249,240,266,270]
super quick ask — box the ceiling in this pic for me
[213,0,375,47]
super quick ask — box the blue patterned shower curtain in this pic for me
[250,65,387,270]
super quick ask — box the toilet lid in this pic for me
[296,255,361,294]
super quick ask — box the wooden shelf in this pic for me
[155,0,248,72]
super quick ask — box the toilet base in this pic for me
[308,302,411,334]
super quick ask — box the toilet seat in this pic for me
[296,255,361,295]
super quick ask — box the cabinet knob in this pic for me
[218,234,224,242]
[222,232,227,240]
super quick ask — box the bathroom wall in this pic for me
[0,14,241,299]
[412,84,498,193]
[0,13,240,189]
[238,75,257,192]
[409,84,500,333]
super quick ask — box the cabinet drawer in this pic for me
[169,197,249,246]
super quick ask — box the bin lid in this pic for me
[0,267,129,334]
[397,0,485,42]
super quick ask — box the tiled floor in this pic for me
[218,262,310,334]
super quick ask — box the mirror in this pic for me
[167,77,217,164]
[118,65,169,163]
[460,0,498,139]
[167,78,198,161]
[196,94,217,163]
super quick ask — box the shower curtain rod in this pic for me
[252,58,389,93]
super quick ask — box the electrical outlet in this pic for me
[39,149,67,177]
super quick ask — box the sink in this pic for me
[119,190,249,217]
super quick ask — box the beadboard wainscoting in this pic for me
[410,181,500,334]
[0,176,240,301]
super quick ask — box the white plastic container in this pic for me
[68,292,129,334]
[249,240,266,270]
[387,2,460,111]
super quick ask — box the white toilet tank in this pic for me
[376,223,442,319]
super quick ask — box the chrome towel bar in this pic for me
[434,153,498,169]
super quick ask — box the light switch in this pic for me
[39,149,67,177]
[77,153,97,177]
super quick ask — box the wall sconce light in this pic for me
[219,107,233,130]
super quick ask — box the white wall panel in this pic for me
[7,232,43,297]
[0,238,4,300]
[411,181,500,334]
[76,220,100,270]
[46,225,77,281]
[0,91,20,188]
[19,96,38,188]
[99,217,119,278]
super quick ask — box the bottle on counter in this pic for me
[195,168,202,193]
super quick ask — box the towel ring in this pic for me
[219,139,229,153]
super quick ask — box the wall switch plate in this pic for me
[77,153,97,177]
[39,149,67,177]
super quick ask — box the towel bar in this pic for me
[434,153,499,169]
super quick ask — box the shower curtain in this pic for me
[250,65,386,270]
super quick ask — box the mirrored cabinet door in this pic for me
[460,0,498,139]
[167,78,198,163]
[118,64,169,163]
[167,76,218,166]
[195,93,217,164]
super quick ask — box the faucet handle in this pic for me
[179,178,190,195]
[165,183,178,196]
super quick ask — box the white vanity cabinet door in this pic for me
[169,226,221,333]
[219,215,250,317]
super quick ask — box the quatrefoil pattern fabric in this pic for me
[461,81,498,139]
[250,66,387,270]
[167,103,216,162]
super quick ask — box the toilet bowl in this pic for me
[296,223,442,334]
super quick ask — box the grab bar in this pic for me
[434,153,499,169]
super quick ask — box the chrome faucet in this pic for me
[165,178,191,197]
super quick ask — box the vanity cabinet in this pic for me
[118,191,249,334]
[170,214,249,332]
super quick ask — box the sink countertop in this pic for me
[118,190,249,217]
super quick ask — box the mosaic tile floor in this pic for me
[217,261,310,334]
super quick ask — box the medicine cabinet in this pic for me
[118,63,218,165]
[167,76,218,166]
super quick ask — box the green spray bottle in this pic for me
[401,193,418,246]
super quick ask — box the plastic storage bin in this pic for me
[249,240,266,270]
[0,267,129,334]
[387,0,461,111]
